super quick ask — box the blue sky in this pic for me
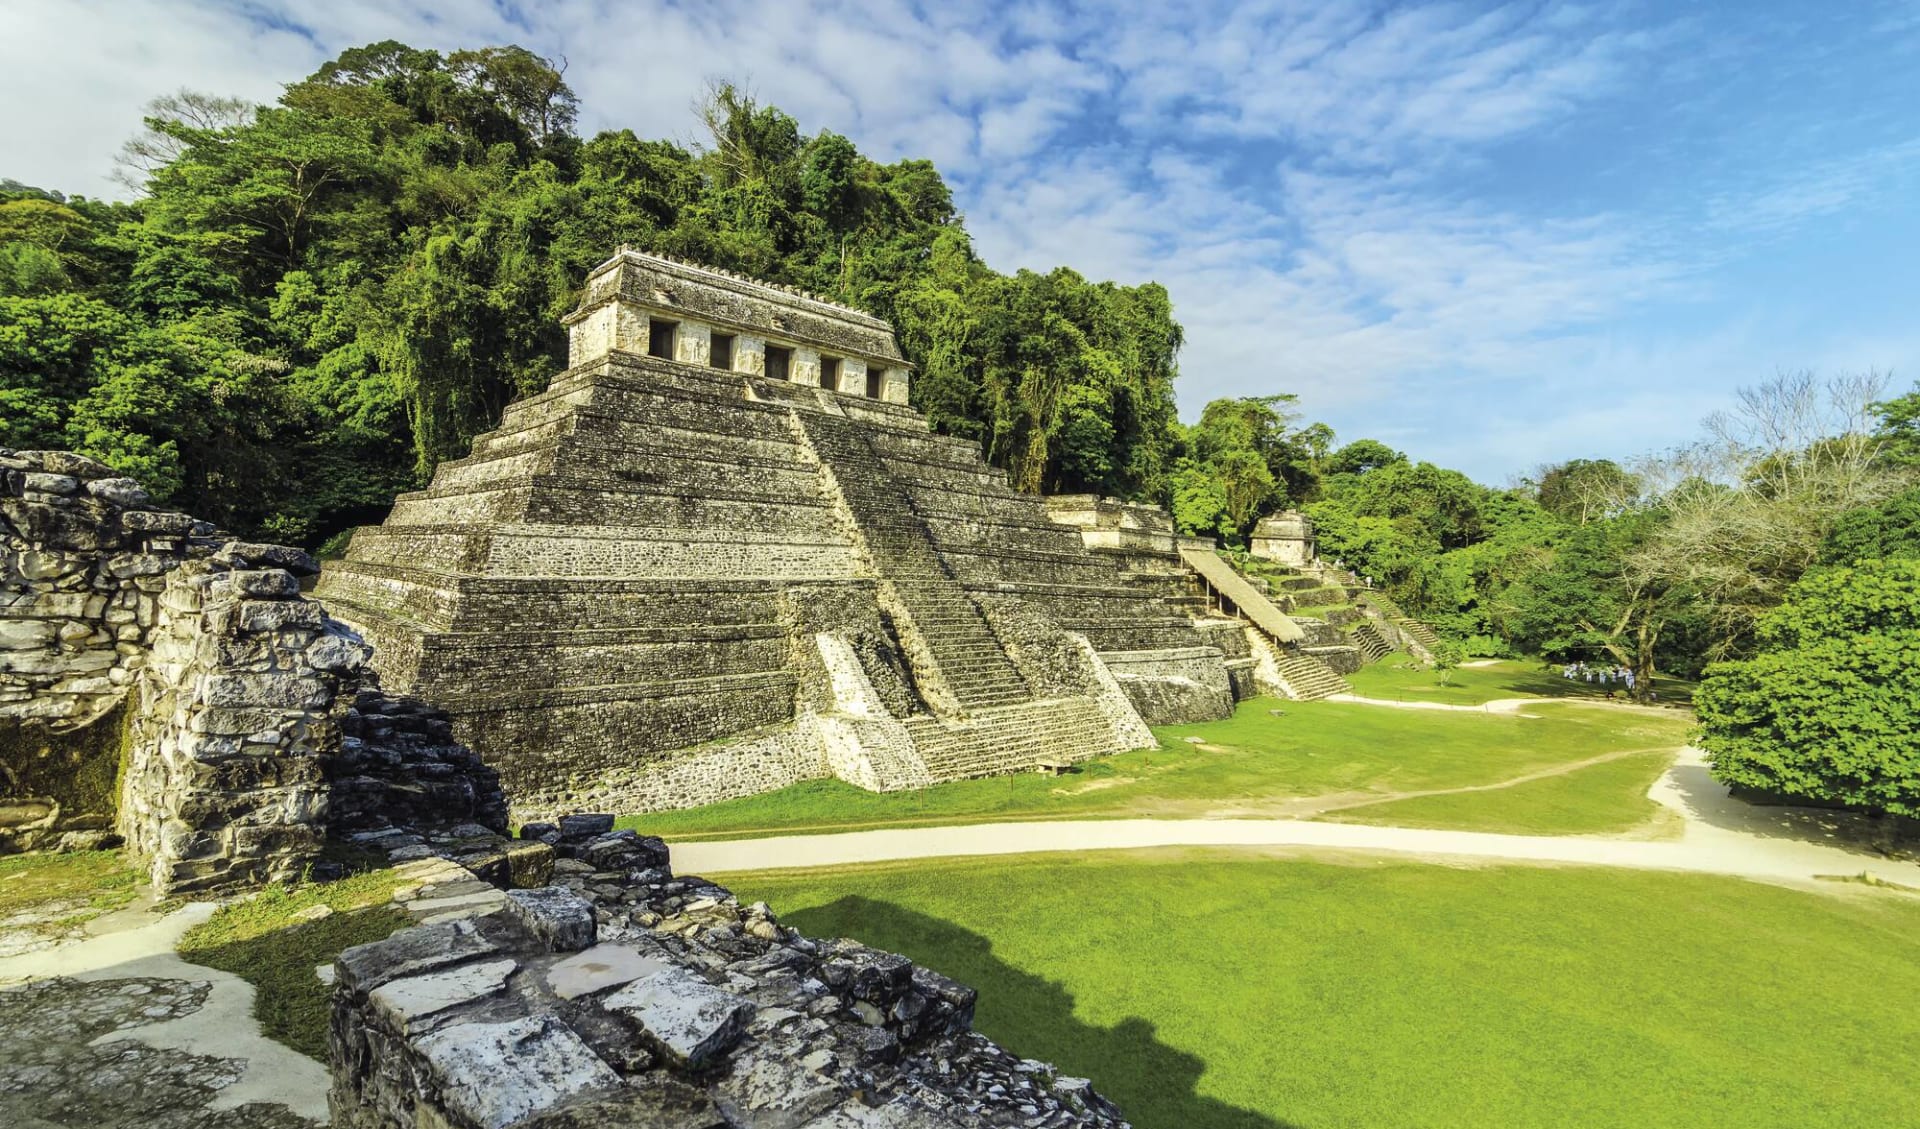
[4,0,1917,484]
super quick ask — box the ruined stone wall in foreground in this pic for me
[2,449,505,891]
[332,816,1129,1129]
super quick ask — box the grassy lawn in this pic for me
[628,696,1692,842]
[1347,656,1696,707]
[726,851,1920,1129]
[1327,750,1676,836]
[177,868,412,1059]
[0,849,141,925]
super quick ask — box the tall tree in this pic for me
[1629,371,1914,656]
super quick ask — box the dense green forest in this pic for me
[4,40,1917,733]
[1,43,1184,543]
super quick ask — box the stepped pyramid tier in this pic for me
[317,249,1234,816]
[1237,531,1449,665]
[1041,498,1369,701]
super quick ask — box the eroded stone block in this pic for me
[370,957,518,1034]
[506,886,597,952]
[415,1016,620,1129]
[336,918,501,992]
[604,966,753,1069]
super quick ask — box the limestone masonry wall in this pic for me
[2,448,505,892]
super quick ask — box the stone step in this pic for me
[792,408,1032,712]
[1269,647,1350,701]
[1349,621,1395,661]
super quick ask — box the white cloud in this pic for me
[3,0,1915,483]
[0,0,322,196]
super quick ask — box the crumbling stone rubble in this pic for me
[331,817,1129,1128]
[3,448,507,892]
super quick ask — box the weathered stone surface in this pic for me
[506,886,597,952]
[546,942,668,1000]
[23,471,81,495]
[336,918,500,992]
[557,812,614,839]
[213,541,322,577]
[0,975,311,1129]
[22,450,115,479]
[121,509,197,534]
[87,477,152,507]
[369,958,517,1034]
[229,569,300,598]
[414,1016,621,1129]
[505,839,555,887]
[329,824,1130,1129]
[605,966,753,1069]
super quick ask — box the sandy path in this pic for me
[0,898,329,1123]
[1325,693,1538,713]
[675,746,1920,889]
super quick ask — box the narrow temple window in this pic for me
[765,345,792,380]
[710,334,734,370]
[648,320,678,360]
[866,366,885,398]
[820,356,841,390]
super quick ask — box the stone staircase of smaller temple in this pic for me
[1350,620,1396,662]
[1176,544,1353,700]
[1229,554,1448,662]
[1352,590,1445,657]
[1267,647,1352,701]
[790,407,1032,713]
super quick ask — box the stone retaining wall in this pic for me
[2,448,216,850]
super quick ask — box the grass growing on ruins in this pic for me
[0,849,141,924]
[1346,656,1697,707]
[178,868,412,1059]
[725,850,1920,1129]
[627,695,1693,841]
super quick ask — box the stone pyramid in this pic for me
[317,250,1240,815]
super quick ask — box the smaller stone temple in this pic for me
[1251,511,1315,568]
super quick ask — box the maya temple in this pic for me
[315,249,1370,815]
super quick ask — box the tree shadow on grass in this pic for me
[780,895,1298,1129]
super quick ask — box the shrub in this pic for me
[1696,559,1920,815]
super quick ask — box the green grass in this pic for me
[177,868,412,1059]
[726,852,1920,1129]
[1281,603,1348,619]
[1347,657,1697,707]
[625,695,1692,841]
[0,849,140,924]
[1328,749,1676,836]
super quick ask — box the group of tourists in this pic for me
[1561,661,1647,700]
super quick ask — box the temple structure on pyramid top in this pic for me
[317,248,1343,816]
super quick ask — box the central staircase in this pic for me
[791,407,1031,713]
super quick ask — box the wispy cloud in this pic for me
[4,0,1918,480]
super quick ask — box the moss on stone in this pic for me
[0,699,130,833]
[0,849,140,921]
[177,867,413,1059]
